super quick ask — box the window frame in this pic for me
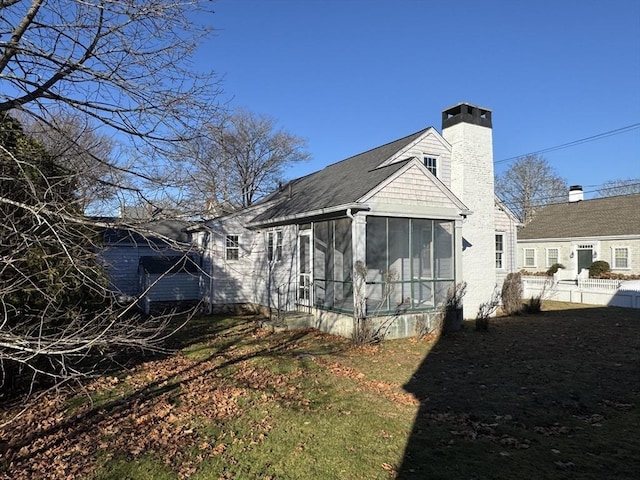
[225,234,239,261]
[523,248,536,268]
[495,233,504,269]
[423,155,437,176]
[267,230,283,262]
[613,247,630,270]
[546,248,559,267]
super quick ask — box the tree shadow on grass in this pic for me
[0,317,348,475]
[397,306,640,480]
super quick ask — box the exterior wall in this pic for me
[204,205,299,312]
[495,202,519,285]
[444,120,496,317]
[369,164,457,210]
[140,272,201,302]
[101,243,186,296]
[518,236,640,276]
[395,131,453,186]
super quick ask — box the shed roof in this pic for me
[518,194,640,239]
[250,128,431,224]
[103,219,191,245]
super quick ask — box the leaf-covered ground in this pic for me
[1,303,638,479]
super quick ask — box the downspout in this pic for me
[346,208,354,220]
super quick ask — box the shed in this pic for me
[138,255,201,313]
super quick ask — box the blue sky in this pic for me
[196,0,640,199]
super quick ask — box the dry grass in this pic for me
[0,302,638,479]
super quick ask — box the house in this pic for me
[190,102,519,337]
[517,190,640,277]
[100,219,200,305]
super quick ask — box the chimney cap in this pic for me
[442,102,492,129]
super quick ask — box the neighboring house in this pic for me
[190,102,519,337]
[100,219,199,303]
[517,190,640,277]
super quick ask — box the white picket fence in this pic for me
[522,276,640,309]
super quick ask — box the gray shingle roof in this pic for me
[518,194,640,239]
[250,128,430,224]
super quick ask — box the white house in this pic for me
[518,190,640,277]
[189,102,519,338]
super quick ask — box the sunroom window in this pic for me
[365,217,454,314]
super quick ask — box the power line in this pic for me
[494,123,640,165]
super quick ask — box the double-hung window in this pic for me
[523,248,536,268]
[546,248,559,267]
[225,235,239,260]
[495,234,504,269]
[267,230,283,262]
[613,247,629,269]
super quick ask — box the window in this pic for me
[546,248,559,267]
[225,235,239,260]
[364,217,455,313]
[423,156,437,176]
[495,234,504,269]
[613,247,629,269]
[267,230,283,262]
[523,248,536,268]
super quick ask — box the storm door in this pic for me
[298,227,312,307]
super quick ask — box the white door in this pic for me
[298,230,312,307]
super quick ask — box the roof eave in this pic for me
[246,203,370,229]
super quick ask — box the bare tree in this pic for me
[495,154,567,223]
[1,0,222,213]
[186,109,310,210]
[597,178,640,197]
[1,114,199,395]
[19,112,128,214]
[0,1,219,398]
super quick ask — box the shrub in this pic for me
[501,272,523,315]
[546,263,565,276]
[589,261,610,278]
[475,289,501,331]
[526,295,543,313]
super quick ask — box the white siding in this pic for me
[368,164,457,210]
[101,244,186,295]
[204,205,299,311]
[141,272,201,302]
[495,202,519,285]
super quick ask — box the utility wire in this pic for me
[494,123,640,165]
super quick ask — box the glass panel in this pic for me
[412,219,433,278]
[300,235,309,274]
[434,221,453,279]
[416,280,434,307]
[388,218,409,281]
[366,216,387,283]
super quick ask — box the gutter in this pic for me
[246,203,370,229]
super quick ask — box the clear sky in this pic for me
[196,0,640,199]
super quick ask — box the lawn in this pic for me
[0,302,638,479]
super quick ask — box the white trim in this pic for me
[377,127,450,168]
[358,157,471,215]
[225,234,240,261]
[546,247,560,267]
[612,246,631,270]
[523,247,536,268]
[495,232,505,270]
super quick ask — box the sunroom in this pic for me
[309,215,457,316]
